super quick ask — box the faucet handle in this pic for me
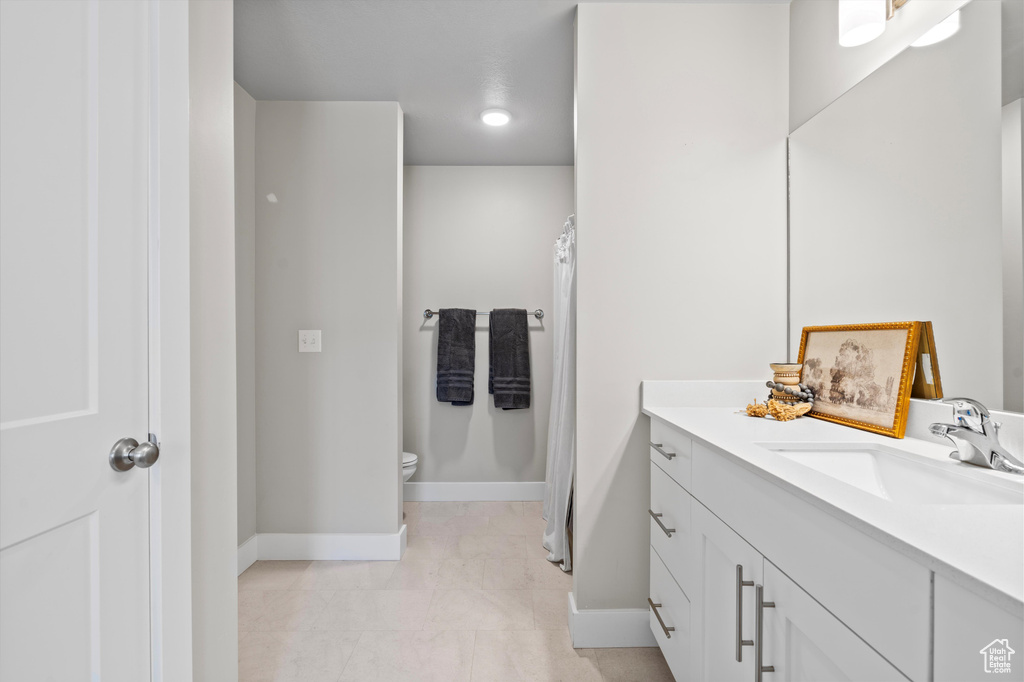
[940,397,991,434]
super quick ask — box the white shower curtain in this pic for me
[542,215,576,572]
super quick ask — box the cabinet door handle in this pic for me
[735,565,755,661]
[651,442,676,460]
[755,584,776,682]
[648,509,675,537]
[648,597,675,639]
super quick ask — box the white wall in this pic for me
[789,0,969,131]
[234,83,257,545]
[255,101,404,535]
[402,166,572,483]
[789,0,1003,408]
[1004,99,1024,412]
[188,0,237,679]
[574,2,789,612]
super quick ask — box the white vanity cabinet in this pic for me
[683,486,904,682]
[648,420,928,681]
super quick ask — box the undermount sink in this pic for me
[756,442,1024,506]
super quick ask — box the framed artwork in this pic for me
[797,322,921,438]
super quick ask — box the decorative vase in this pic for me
[769,362,803,402]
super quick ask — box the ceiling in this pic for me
[235,0,782,165]
[235,0,579,165]
[235,0,1021,165]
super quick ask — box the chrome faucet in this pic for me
[929,398,1024,476]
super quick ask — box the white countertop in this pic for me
[642,403,1024,611]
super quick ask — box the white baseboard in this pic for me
[255,525,407,561]
[238,526,407,567]
[237,534,258,576]
[568,592,657,648]
[404,481,545,501]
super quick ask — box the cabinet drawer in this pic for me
[650,461,693,595]
[650,545,691,681]
[651,419,692,491]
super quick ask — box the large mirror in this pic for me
[789,0,1023,412]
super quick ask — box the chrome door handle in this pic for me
[648,510,675,537]
[651,442,676,460]
[736,565,754,661]
[648,597,675,638]
[109,437,160,472]
[755,585,776,681]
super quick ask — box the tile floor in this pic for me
[239,500,674,681]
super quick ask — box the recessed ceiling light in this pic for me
[910,10,960,47]
[481,109,511,126]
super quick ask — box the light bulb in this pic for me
[910,10,961,47]
[839,0,886,47]
[481,109,511,126]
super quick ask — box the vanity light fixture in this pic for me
[838,0,909,47]
[839,0,886,47]
[480,108,511,126]
[910,10,961,47]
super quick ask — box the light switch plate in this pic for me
[299,330,321,353]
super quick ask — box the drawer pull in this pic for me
[651,442,676,460]
[648,597,675,639]
[735,565,754,661]
[648,509,675,537]
[755,584,776,681]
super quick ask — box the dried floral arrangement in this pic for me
[745,399,813,422]
[743,362,816,422]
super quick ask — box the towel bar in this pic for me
[423,309,544,320]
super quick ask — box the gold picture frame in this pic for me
[797,322,921,438]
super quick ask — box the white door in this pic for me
[1,1,153,680]
[691,503,764,682]
[760,561,906,681]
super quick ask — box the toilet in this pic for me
[402,451,418,482]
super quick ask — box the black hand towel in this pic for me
[489,309,531,410]
[436,308,476,406]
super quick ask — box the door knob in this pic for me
[109,437,160,472]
